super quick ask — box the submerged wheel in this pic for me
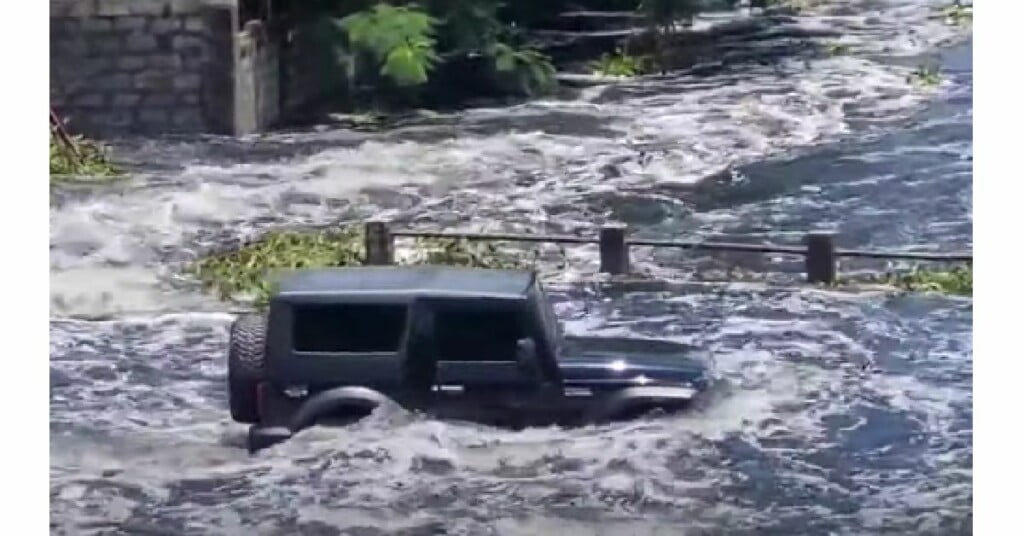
[228,314,267,424]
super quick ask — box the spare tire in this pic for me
[228,314,267,424]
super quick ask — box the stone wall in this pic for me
[50,0,238,136]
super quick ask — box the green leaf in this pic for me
[382,43,430,86]
[339,3,439,87]
[495,51,516,73]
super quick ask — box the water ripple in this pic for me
[50,1,971,533]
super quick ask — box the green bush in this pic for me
[881,265,972,295]
[330,2,559,99]
[841,264,972,296]
[339,3,441,87]
[909,65,942,86]
[299,0,811,104]
[938,1,972,26]
[590,49,650,77]
[490,43,558,96]
[825,43,850,56]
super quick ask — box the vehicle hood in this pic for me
[556,335,712,390]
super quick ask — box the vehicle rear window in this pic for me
[292,304,407,352]
[434,309,524,361]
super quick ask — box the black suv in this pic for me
[227,266,712,451]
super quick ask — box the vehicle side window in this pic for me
[433,307,525,362]
[292,303,408,352]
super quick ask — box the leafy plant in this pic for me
[882,265,972,295]
[590,49,649,77]
[490,42,558,96]
[938,1,972,27]
[909,64,942,86]
[49,132,119,179]
[339,3,441,87]
[189,226,532,306]
[764,0,826,11]
[825,43,850,56]
[841,264,972,296]
[408,236,526,269]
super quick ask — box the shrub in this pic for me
[340,3,441,87]
[590,49,650,77]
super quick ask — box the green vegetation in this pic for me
[825,43,850,56]
[938,1,972,27]
[190,227,531,305]
[490,43,558,96]
[840,264,972,296]
[770,0,826,11]
[289,0,565,105]
[340,3,441,87]
[909,64,942,86]
[590,49,650,77]
[282,0,793,106]
[880,264,972,295]
[49,131,119,179]
[191,227,973,304]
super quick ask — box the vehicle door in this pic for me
[402,298,437,393]
[423,297,553,392]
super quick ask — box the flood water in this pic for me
[50,1,972,534]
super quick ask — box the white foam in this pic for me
[49,5,972,528]
[48,0,970,318]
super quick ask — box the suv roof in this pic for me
[275,266,537,299]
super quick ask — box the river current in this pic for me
[50,1,972,534]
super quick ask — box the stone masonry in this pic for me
[50,0,242,136]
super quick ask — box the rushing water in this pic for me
[50,1,972,534]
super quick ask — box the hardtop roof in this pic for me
[275,266,537,299]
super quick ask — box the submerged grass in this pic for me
[189,227,534,305]
[50,132,120,180]
[845,264,972,296]
[590,49,650,78]
[191,226,972,304]
[881,264,972,295]
[937,1,972,27]
[909,64,942,86]
[825,43,851,56]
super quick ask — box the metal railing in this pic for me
[362,220,972,285]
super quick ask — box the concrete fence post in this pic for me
[364,220,394,265]
[599,224,630,275]
[805,231,837,285]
